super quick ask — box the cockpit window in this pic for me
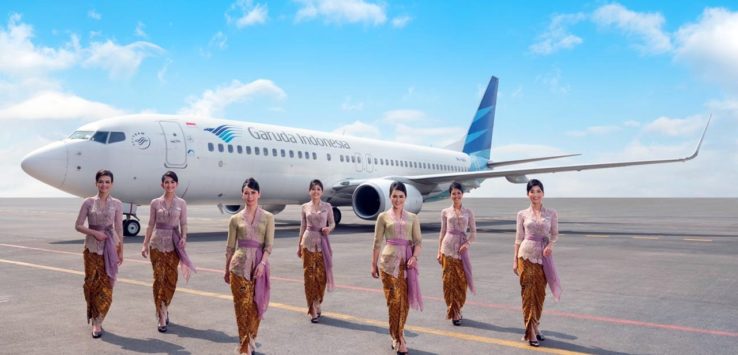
[91,131,110,143]
[69,131,94,140]
[108,132,126,144]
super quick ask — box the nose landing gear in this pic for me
[122,203,141,237]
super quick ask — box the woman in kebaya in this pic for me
[225,177,274,355]
[437,182,476,326]
[513,179,562,347]
[75,169,124,338]
[141,171,196,333]
[371,181,423,355]
[297,179,335,323]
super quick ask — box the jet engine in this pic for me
[352,179,423,220]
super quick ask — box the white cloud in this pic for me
[592,3,672,54]
[341,97,364,111]
[674,8,738,89]
[0,91,125,121]
[394,123,466,147]
[332,120,380,139]
[295,0,387,25]
[87,10,101,21]
[0,14,78,75]
[530,13,586,55]
[227,0,268,28]
[135,21,147,38]
[566,125,622,137]
[624,120,641,128]
[643,115,706,136]
[83,40,164,79]
[381,109,425,123]
[180,79,287,118]
[157,58,173,84]
[210,31,228,50]
[538,68,570,95]
[391,16,412,28]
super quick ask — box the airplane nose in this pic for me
[21,142,68,188]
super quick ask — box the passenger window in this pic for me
[91,131,109,144]
[327,153,331,161]
[340,155,344,162]
[246,146,252,154]
[351,156,355,163]
[312,152,317,160]
[290,150,294,158]
[298,151,303,159]
[255,147,260,155]
[273,148,278,156]
[108,132,125,143]
[281,149,286,157]
[208,143,214,152]
[218,144,224,152]
[228,145,234,153]
[358,156,361,163]
[237,145,243,154]
[304,151,309,159]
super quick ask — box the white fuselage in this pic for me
[23,114,471,207]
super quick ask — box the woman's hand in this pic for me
[223,271,230,284]
[296,246,302,258]
[436,251,442,265]
[512,261,519,276]
[141,243,149,258]
[407,255,418,269]
[178,238,186,249]
[94,231,108,241]
[254,262,266,278]
[117,245,124,265]
[371,264,379,279]
[543,245,553,257]
[459,242,470,253]
[321,227,330,236]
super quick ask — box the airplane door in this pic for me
[366,153,374,173]
[159,121,187,168]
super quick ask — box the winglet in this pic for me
[684,115,711,161]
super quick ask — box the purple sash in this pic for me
[238,239,270,319]
[447,229,475,295]
[89,224,118,287]
[156,223,197,283]
[525,235,562,301]
[386,238,423,311]
[307,225,334,292]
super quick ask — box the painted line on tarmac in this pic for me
[4,243,738,339]
[585,235,609,238]
[632,236,659,240]
[0,257,584,354]
[683,238,712,242]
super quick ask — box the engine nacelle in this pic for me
[262,204,286,215]
[352,179,423,220]
[223,204,242,214]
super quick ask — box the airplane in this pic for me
[21,77,709,237]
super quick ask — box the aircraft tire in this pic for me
[332,207,342,226]
[124,219,141,237]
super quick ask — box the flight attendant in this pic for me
[436,182,476,326]
[513,179,562,347]
[74,169,124,338]
[225,178,274,355]
[141,171,196,333]
[371,181,423,355]
[296,179,336,323]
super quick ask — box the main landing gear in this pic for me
[332,207,342,226]
[122,203,141,237]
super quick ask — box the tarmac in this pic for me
[1,197,737,355]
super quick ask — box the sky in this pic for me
[1,1,736,198]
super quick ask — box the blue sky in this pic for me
[1,1,736,197]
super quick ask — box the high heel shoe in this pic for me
[528,339,540,347]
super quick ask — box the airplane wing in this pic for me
[329,118,709,198]
[486,153,580,168]
[409,117,709,186]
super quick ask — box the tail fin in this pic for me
[463,76,498,170]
